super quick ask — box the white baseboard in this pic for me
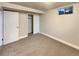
[19,35,28,39]
[40,32,79,50]
[2,35,28,46]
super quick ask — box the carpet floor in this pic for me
[0,33,79,56]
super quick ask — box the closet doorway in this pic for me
[28,15,33,36]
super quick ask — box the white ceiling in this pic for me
[11,2,73,11]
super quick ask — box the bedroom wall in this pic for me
[33,14,40,34]
[19,13,28,38]
[40,3,79,48]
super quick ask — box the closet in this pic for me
[0,8,40,45]
[3,10,29,45]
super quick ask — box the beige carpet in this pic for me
[0,33,79,56]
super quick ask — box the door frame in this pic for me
[28,15,33,34]
[0,7,3,46]
[28,14,40,35]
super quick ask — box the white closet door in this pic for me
[4,11,19,45]
[0,11,2,46]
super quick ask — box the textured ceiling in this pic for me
[11,2,73,11]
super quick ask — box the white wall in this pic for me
[19,13,28,39]
[33,14,40,34]
[40,3,79,48]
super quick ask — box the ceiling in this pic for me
[11,2,73,11]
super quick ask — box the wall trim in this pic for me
[2,35,28,46]
[19,35,28,39]
[40,32,79,50]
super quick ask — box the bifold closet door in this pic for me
[4,11,19,45]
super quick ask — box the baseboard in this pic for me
[40,32,79,50]
[2,35,28,46]
[19,35,28,39]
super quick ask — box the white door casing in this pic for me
[0,11,2,46]
[4,11,19,45]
